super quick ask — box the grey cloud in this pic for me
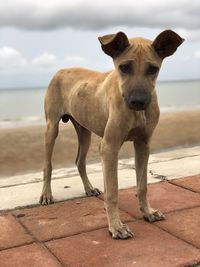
[0,0,200,31]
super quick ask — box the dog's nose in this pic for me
[126,90,151,110]
[129,95,146,108]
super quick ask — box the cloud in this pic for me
[32,52,57,68]
[194,50,200,59]
[0,0,199,31]
[177,28,200,42]
[0,46,89,74]
[65,56,87,66]
[0,46,27,70]
[31,53,88,70]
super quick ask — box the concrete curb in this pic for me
[1,145,200,211]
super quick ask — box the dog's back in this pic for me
[45,67,111,136]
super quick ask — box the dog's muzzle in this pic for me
[124,90,151,111]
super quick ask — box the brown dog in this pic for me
[40,30,184,239]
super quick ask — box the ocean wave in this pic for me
[0,116,45,129]
[1,105,200,129]
[160,105,200,113]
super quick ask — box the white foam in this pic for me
[0,116,45,129]
[160,105,200,113]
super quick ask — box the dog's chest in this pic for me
[126,127,146,142]
[126,112,148,142]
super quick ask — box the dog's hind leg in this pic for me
[40,117,60,205]
[70,117,101,196]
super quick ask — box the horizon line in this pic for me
[0,78,200,90]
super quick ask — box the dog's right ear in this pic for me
[98,32,130,58]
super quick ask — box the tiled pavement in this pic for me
[0,175,200,267]
[1,145,200,211]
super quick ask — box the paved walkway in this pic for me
[0,146,200,266]
[1,146,200,211]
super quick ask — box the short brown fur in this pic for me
[40,30,184,239]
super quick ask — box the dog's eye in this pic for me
[119,63,132,74]
[146,65,159,75]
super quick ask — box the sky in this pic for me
[0,0,200,88]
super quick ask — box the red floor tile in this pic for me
[0,214,33,250]
[0,243,61,267]
[156,206,200,248]
[170,175,200,193]
[46,221,200,267]
[13,197,132,241]
[117,182,200,218]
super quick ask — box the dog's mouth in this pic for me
[124,90,151,111]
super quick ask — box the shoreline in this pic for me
[1,107,200,130]
[0,109,200,177]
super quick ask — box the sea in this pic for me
[0,80,200,128]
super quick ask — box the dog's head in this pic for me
[98,30,184,111]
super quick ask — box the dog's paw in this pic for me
[85,188,102,197]
[109,223,134,239]
[143,209,165,223]
[39,194,54,205]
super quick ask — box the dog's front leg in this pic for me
[101,138,134,239]
[134,141,165,222]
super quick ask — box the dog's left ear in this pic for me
[98,32,130,58]
[152,30,184,59]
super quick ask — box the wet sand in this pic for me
[0,110,200,177]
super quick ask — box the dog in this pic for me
[40,30,184,239]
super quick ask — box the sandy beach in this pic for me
[0,110,200,177]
